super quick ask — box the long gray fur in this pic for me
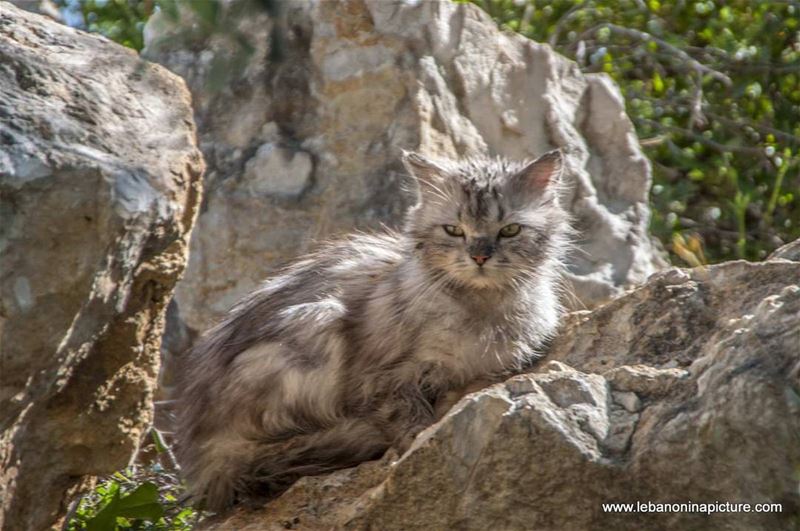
[175,150,573,511]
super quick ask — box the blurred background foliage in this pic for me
[54,0,799,264]
[56,0,154,50]
[471,0,800,263]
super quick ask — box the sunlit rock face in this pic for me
[0,3,204,529]
[142,0,666,347]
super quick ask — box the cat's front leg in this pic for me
[376,369,460,453]
[389,377,497,455]
[373,382,438,455]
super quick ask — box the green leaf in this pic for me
[115,483,165,520]
[151,429,168,455]
[85,489,121,531]
[83,483,164,531]
[745,82,762,99]
[652,72,664,95]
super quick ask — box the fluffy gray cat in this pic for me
[175,149,572,511]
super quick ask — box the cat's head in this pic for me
[402,150,571,290]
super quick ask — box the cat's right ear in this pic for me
[508,149,564,204]
[514,149,564,191]
[402,151,448,200]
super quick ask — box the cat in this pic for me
[174,149,572,511]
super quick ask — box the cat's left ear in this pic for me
[402,151,448,198]
[513,149,564,194]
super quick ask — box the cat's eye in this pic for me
[499,223,522,237]
[443,225,464,237]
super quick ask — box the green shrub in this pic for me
[66,432,202,531]
[57,0,154,51]
[467,0,800,263]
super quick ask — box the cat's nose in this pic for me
[471,254,491,266]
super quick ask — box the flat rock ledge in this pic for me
[0,3,204,529]
[203,248,800,531]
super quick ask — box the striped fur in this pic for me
[175,150,572,511]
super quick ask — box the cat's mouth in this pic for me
[463,265,509,290]
[437,261,509,290]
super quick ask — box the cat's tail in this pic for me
[246,418,392,496]
[183,418,391,512]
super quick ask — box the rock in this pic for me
[202,252,800,530]
[0,4,204,530]
[199,453,397,531]
[604,365,688,398]
[142,0,666,337]
[769,238,800,261]
[612,390,641,413]
[6,0,60,20]
[242,143,313,198]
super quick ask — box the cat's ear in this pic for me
[512,149,564,194]
[402,151,448,199]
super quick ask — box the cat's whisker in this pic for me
[418,180,453,202]
[406,270,454,311]
[558,277,588,311]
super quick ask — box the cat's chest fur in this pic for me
[408,293,522,382]
[351,265,533,389]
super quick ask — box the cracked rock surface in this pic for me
[142,0,666,347]
[202,247,800,531]
[0,4,204,529]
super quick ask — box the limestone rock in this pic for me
[142,0,666,337]
[769,237,800,261]
[202,252,800,530]
[242,143,313,198]
[0,3,204,529]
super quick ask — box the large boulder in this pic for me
[0,3,204,529]
[142,0,666,344]
[202,247,800,530]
